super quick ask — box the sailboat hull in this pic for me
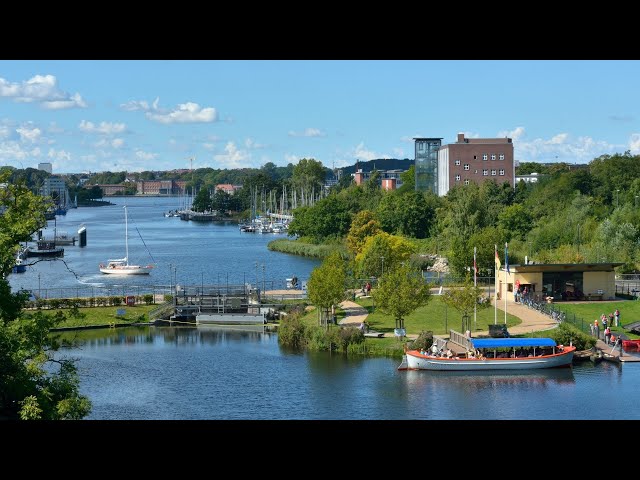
[100,265,152,275]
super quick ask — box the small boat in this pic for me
[100,205,153,275]
[621,339,640,350]
[25,240,64,258]
[403,337,575,371]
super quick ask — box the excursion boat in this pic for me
[621,339,640,350]
[403,338,575,371]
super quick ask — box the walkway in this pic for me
[338,295,559,339]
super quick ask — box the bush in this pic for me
[545,322,595,351]
[278,313,307,348]
[334,326,364,350]
[110,296,122,306]
[142,294,154,305]
[408,331,434,351]
[163,294,173,303]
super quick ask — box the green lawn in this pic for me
[34,305,157,328]
[551,299,640,338]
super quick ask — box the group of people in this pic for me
[590,309,621,344]
[514,286,529,303]
[420,343,455,359]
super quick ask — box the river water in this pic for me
[58,325,640,420]
[9,196,320,295]
[12,197,640,420]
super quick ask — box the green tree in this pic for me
[373,264,431,332]
[0,173,91,419]
[291,158,327,197]
[191,188,212,212]
[355,232,415,279]
[346,210,381,256]
[497,204,533,241]
[441,274,489,333]
[307,251,347,328]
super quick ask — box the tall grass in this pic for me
[268,239,347,259]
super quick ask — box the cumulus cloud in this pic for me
[95,138,124,149]
[135,149,158,161]
[213,141,251,168]
[284,154,301,164]
[629,133,640,154]
[0,74,88,109]
[245,138,266,149]
[0,124,13,140]
[392,147,404,157]
[47,148,71,162]
[79,120,127,134]
[0,141,41,163]
[203,143,216,151]
[288,128,327,137]
[16,126,42,143]
[351,141,390,161]
[121,97,217,124]
[111,138,125,149]
[500,126,624,162]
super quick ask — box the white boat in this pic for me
[100,205,153,275]
[403,338,575,371]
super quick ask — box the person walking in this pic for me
[615,308,620,327]
[604,326,611,345]
[594,319,600,340]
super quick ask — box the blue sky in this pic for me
[1,60,639,174]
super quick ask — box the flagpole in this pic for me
[494,244,498,325]
[474,246,477,331]
[504,242,508,325]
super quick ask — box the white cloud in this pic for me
[497,126,526,142]
[0,75,88,109]
[284,154,300,164]
[48,148,71,162]
[214,142,251,168]
[135,149,158,161]
[147,102,217,124]
[111,138,124,149]
[16,126,42,143]
[203,143,216,150]
[351,141,389,161]
[628,134,640,154]
[122,97,217,124]
[79,120,127,134]
[0,141,38,162]
[460,131,481,139]
[42,92,87,110]
[288,127,327,138]
[0,124,12,140]
[245,138,266,149]
[501,126,624,162]
[392,147,404,157]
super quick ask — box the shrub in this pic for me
[163,294,173,303]
[408,331,434,351]
[278,313,307,348]
[142,294,154,305]
[110,296,122,306]
[544,322,595,351]
[334,326,364,350]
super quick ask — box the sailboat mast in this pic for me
[124,205,129,266]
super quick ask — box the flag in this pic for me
[495,245,501,271]
[505,242,510,274]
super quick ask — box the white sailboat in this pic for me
[99,205,153,275]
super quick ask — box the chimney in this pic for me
[457,133,465,143]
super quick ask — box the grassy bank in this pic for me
[268,238,346,259]
[37,304,157,328]
[550,299,640,338]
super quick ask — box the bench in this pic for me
[587,294,604,301]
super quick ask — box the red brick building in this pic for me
[437,133,514,195]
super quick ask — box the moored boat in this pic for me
[404,337,575,371]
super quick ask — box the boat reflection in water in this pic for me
[402,367,576,390]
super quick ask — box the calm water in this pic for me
[58,326,640,420]
[9,196,320,293]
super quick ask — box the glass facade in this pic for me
[414,138,442,194]
[542,271,584,300]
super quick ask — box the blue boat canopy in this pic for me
[470,338,557,349]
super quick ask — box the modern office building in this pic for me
[414,138,442,194]
[437,133,514,196]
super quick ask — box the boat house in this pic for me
[495,262,623,303]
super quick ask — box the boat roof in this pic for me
[471,338,557,349]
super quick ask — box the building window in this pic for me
[473,155,477,159]
[482,154,488,161]
[455,175,461,181]
[474,169,478,174]
[499,154,505,160]
[491,154,496,160]
[464,164,470,170]
[483,169,488,176]
[417,142,425,152]
[455,160,461,166]
[491,169,497,176]
[499,169,505,175]
[464,179,470,185]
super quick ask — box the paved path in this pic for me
[337,296,559,339]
